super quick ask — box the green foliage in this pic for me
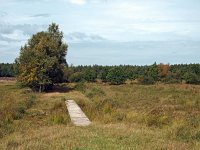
[82,68,97,82]
[64,63,200,85]
[106,67,126,85]
[63,67,74,82]
[2,62,200,85]
[0,63,15,77]
[69,72,84,82]
[147,62,159,80]
[97,68,109,82]
[183,72,200,84]
[16,23,68,92]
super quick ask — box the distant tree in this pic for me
[106,67,126,85]
[158,63,170,79]
[83,68,97,82]
[98,68,109,82]
[183,72,199,84]
[63,67,74,82]
[61,63,200,85]
[69,72,84,82]
[146,62,159,81]
[16,23,68,92]
[0,63,15,77]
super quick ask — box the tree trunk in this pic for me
[39,84,42,93]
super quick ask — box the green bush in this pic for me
[82,69,97,82]
[69,72,84,82]
[183,72,200,84]
[98,69,108,82]
[106,67,126,85]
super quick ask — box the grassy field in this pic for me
[0,80,200,150]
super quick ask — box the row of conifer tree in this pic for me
[1,63,200,85]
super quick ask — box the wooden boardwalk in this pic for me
[65,100,91,126]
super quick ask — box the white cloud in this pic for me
[68,0,86,5]
[65,32,106,42]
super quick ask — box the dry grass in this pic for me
[0,81,200,149]
[0,124,196,150]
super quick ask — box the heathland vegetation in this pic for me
[0,80,200,149]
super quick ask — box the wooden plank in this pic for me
[66,100,91,126]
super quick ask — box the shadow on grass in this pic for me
[47,84,74,93]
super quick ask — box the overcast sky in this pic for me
[0,0,200,65]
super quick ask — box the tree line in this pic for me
[2,62,200,85]
[64,63,200,85]
[0,63,15,77]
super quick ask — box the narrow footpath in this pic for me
[66,100,91,126]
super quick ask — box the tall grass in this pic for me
[1,81,200,149]
[74,83,200,142]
